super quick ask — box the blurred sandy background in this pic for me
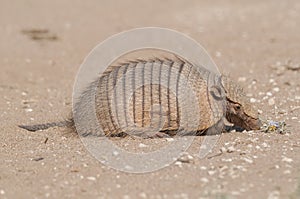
[0,0,300,198]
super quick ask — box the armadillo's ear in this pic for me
[209,85,225,101]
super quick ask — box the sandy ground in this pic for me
[1,0,300,198]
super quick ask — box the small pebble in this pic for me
[221,158,232,162]
[220,147,227,153]
[208,170,216,176]
[286,63,300,71]
[238,77,246,82]
[262,143,269,148]
[123,195,130,199]
[138,143,147,148]
[262,96,269,100]
[282,156,293,163]
[231,191,240,196]
[125,165,133,170]
[139,192,147,198]
[166,138,174,142]
[200,177,209,183]
[86,176,96,181]
[174,161,183,167]
[266,92,273,96]
[268,190,280,199]
[243,157,253,164]
[25,108,33,112]
[250,98,257,103]
[268,98,275,106]
[219,165,228,172]
[283,170,291,174]
[227,146,235,153]
[177,153,194,163]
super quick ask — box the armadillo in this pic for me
[19,56,262,136]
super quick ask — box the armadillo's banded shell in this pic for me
[95,57,225,136]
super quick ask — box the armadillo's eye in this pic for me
[235,104,241,110]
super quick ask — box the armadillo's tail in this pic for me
[18,119,74,132]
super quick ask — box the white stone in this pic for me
[25,108,33,112]
[268,98,275,106]
[283,170,291,174]
[166,138,174,142]
[282,156,293,163]
[87,176,96,181]
[123,195,130,199]
[208,170,216,175]
[215,51,222,57]
[227,146,235,153]
[200,177,209,183]
[262,142,269,148]
[250,98,257,103]
[138,143,147,148]
[174,161,182,166]
[139,192,147,198]
[220,147,227,153]
[243,157,253,164]
[238,77,246,82]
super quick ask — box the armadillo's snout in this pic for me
[244,117,262,130]
[255,119,263,130]
[226,110,262,131]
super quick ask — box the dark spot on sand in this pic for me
[21,28,59,41]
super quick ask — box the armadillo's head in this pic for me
[221,76,262,130]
